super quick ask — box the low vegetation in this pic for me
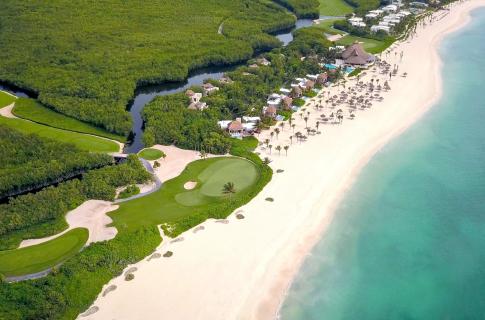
[0,125,113,199]
[118,185,140,200]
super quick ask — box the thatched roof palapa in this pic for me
[341,42,375,65]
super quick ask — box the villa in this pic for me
[263,105,277,118]
[227,119,244,138]
[291,86,302,98]
[186,90,203,104]
[202,83,219,96]
[282,96,293,110]
[317,73,328,85]
[383,4,398,12]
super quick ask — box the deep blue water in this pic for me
[280,7,485,320]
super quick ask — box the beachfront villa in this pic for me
[218,117,260,138]
[340,42,376,66]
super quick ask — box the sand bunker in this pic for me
[183,181,197,190]
[19,200,118,248]
[0,103,17,118]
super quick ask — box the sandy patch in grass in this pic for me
[183,181,197,190]
[0,103,17,118]
[19,200,118,248]
[149,145,215,183]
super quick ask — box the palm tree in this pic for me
[269,144,273,154]
[289,135,293,145]
[222,182,236,197]
[316,121,320,130]
[279,122,285,131]
[274,128,280,139]
[291,123,296,133]
[276,145,282,155]
[263,157,272,165]
[304,116,309,128]
[199,150,207,159]
[284,145,289,156]
[264,139,270,147]
[270,131,274,140]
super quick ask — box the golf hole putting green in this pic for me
[175,158,258,206]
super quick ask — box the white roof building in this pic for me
[371,25,391,33]
[382,4,398,12]
[242,116,261,123]
[369,9,384,14]
[366,13,379,19]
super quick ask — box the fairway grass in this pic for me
[0,228,88,277]
[319,0,354,16]
[138,148,164,160]
[13,98,126,142]
[110,157,260,232]
[0,116,120,153]
[0,91,16,108]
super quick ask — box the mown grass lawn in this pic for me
[0,116,120,153]
[0,91,16,108]
[318,0,354,16]
[0,228,88,277]
[13,98,126,142]
[110,157,259,232]
[138,148,164,160]
[336,35,394,54]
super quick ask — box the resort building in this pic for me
[382,4,398,12]
[267,93,282,107]
[316,73,328,85]
[256,57,271,66]
[263,105,277,118]
[371,25,391,33]
[291,86,302,98]
[202,83,219,96]
[227,119,244,139]
[186,90,203,104]
[282,96,293,110]
[341,42,375,66]
[349,17,366,27]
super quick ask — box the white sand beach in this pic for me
[83,1,485,319]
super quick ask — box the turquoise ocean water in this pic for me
[280,7,485,320]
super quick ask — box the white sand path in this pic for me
[83,2,485,319]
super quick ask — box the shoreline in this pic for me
[83,1,485,319]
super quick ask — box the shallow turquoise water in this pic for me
[280,8,485,320]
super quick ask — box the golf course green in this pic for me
[110,157,260,232]
[0,228,88,278]
[138,148,164,160]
